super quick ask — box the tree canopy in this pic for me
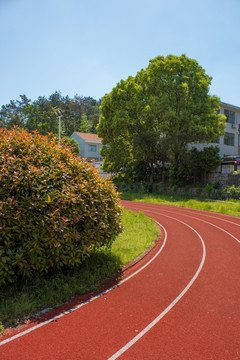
[0,92,101,137]
[97,54,226,183]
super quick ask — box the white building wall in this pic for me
[70,132,84,157]
[192,102,240,157]
[84,141,102,160]
[70,132,103,160]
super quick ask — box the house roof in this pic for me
[74,132,103,142]
[220,102,240,111]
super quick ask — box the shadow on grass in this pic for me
[0,250,123,329]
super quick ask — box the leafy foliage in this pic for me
[97,54,226,183]
[188,146,221,183]
[62,136,80,154]
[168,146,221,186]
[223,185,240,199]
[0,92,101,137]
[0,128,122,286]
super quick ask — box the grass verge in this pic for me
[121,191,240,217]
[0,209,160,331]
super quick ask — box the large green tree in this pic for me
[97,54,226,182]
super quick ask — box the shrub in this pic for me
[232,170,240,175]
[223,185,240,200]
[205,183,214,195]
[62,136,80,155]
[168,163,189,187]
[0,128,123,286]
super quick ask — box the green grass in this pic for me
[0,209,160,331]
[121,191,240,217]
[112,210,160,264]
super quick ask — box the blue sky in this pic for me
[0,0,239,106]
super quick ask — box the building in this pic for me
[193,102,240,157]
[70,132,103,161]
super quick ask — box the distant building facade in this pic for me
[70,132,103,161]
[193,102,240,157]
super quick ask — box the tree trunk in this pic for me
[149,161,154,185]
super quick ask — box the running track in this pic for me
[1,200,240,359]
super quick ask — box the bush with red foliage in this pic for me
[0,128,122,286]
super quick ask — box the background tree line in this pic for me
[0,91,101,137]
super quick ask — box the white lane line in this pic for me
[126,201,240,227]
[108,214,206,360]
[183,215,240,245]
[162,205,240,227]
[143,206,240,245]
[0,222,167,347]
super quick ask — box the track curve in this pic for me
[1,201,240,359]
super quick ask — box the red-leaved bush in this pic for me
[0,128,122,286]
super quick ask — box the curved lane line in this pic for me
[108,213,206,360]
[126,201,240,227]
[117,222,167,286]
[142,207,240,245]
[180,214,240,244]
[0,222,167,347]
[178,209,240,228]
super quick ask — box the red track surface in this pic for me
[1,201,240,359]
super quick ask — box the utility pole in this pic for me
[54,110,63,146]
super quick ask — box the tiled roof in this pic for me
[75,132,103,142]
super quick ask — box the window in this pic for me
[88,145,96,151]
[212,138,220,144]
[224,109,235,125]
[224,132,235,146]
